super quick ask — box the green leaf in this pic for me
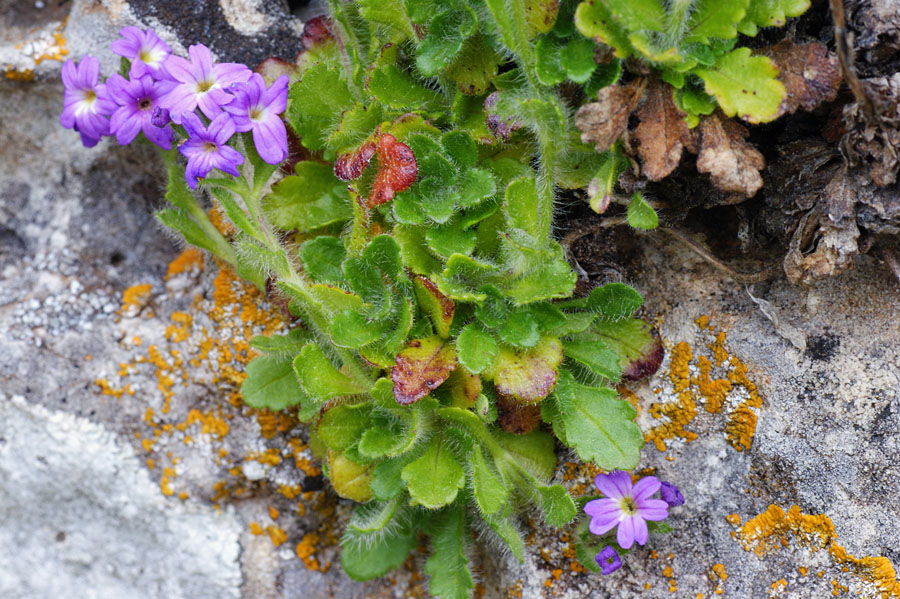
[326,102,384,153]
[299,236,346,283]
[208,186,260,240]
[371,455,412,501]
[266,162,352,232]
[525,0,561,36]
[155,208,217,255]
[287,64,354,150]
[494,429,557,481]
[308,284,366,314]
[446,33,503,95]
[498,310,541,348]
[426,222,478,258]
[591,317,663,380]
[560,36,597,84]
[535,36,566,86]
[331,310,392,348]
[357,0,416,40]
[235,239,289,276]
[484,511,525,562]
[470,444,507,515]
[564,340,622,380]
[358,411,419,458]
[441,130,477,169]
[401,435,466,509]
[368,64,444,110]
[694,47,785,123]
[684,0,748,42]
[626,191,659,230]
[425,505,473,599]
[505,176,542,239]
[536,484,577,526]
[395,225,443,275]
[416,8,478,76]
[317,403,372,453]
[551,370,642,469]
[574,0,634,59]
[241,353,315,418]
[587,282,643,320]
[527,302,567,331]
[347,496,404,534]
[363,234,403,279]
[456,169,497,208]
[341,519,415,581]
[738,0,810,35]
[293,343,366,401]
[250,329,309,355]
[436,254,501,302]
[587,145,630,214]
[603,0,666,32]
[456,325,499,374]
[413,276,455,338]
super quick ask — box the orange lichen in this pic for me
[726,513,742,526]
[296,532,322,570]
[120,283,153,316]
[647,318,763,453]
[736,505,900,598]
[266,525,288,547]
[165,248,204,279]
[249,522,264,536]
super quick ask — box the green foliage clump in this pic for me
[574,0,810,124]
[152,1,686,596]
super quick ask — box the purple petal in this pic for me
[631,516,649,546]
[263,75,289,113]
[143,121,173,149]
[196,93,226,120]
[213,62,252,87]
[588,513,620,537]
[595,471,632,500]
[79,56,100,88]
[632,476,661,502]
[660,481,685,507]
[188,44,214,79]
[180,111,205,139]
[60,104,77,128]
[252,118,287,164]
[78,130,102,148]
[635,498,669,521]
[105,74,131,105]
[114,114,141,145]
[209,113,236,144]
[163,55,195,84]
[616,515,636,549]
[595,546,622,575]
[61,59,77,89]
[160,86,198,123]
[584,498,620,519]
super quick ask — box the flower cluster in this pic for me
[584,470,684,575]
[60,27,289,187]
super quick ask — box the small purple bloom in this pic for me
[151,106,171,128]
[60,56,116,147]
[584,470,669,549]
[595,546,622,575]
[106,73,175,149]
[179,112,244,189]
[111,27,172,79]
[223,73,289,165]
[660,481,684,507]
[160,44,251,123]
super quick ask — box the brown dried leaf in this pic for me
[496,393,541,434]
[633,78,696,181]
[760,40,842,117]
[575,78,647,152]
[391,336,457,405]
[697,112,765,198]
[413,276,454,339]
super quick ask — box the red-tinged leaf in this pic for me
[413,276,455,338]
[368,133,417,208]
[486,336,564,404]
[255,57,298,85]
[334,141,376,181]
[447,368,482,408]
[302,16,334,49]
[622,327,663,381]
[496,393,541,434]
[391,336,458,405]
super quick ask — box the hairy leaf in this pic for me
[425,505,473,599]
[470,444,507,515]
[738,0,810,36]
[317,403,372,453]
[626,192,659,230]
[456,325,499,374]
[294,343,366,401]
[487,336,564,403]
[286,64,354,150]
[328,451,374,502]
[417,8,478,76]
[414,276,455,338]
[242,353,314,417]
[392,336,458,404]
[402,435,466,509]
[299,236,346,283]
[267,162,351,231]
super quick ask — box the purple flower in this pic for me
[594,546,622,575]
[160,44,251,123]
[60,56,116,147]
[660,481,684,507]
[106,73,175,149]
[151,106,171,128]
[111,27,171,79]
[179,112,244,189]
[584,470,669,549]
[223,73,289,165]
